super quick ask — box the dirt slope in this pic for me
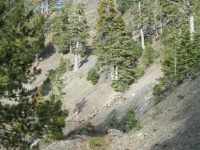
[107,73,200,150]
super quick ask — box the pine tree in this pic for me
[0,1,68,148]
[49,0,73,53]
[116,0,133,14]
[94,0,135,91]
[0,92,68,149]
[50,1,89,71]
[130,0,154,50]
[70,1,89,71]
[0,0,45,97]
[47,57,70,101]
[37,96,68,140]
[0,98,40,149]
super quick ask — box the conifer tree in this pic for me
[0,1,68,148]
[0,0,45,97]
[116,0,133,14]
[94,0,135,91]
[153,0,200,97]
[130,0,153,50]
[47,57,70,101]
[50,1,89,71]
[49,0,73,53]
[70,1,89,71]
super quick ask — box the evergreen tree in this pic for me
[37,96,68,140]
[0,92,68,149]
[130,0,154,50]
[0,0,45,98]
[70,1,89,71]
[50,1,89,71]
[0,98,39,149]
[49,0,73,53]
[94,0,135,91]
[0,1,68,148]
[116,0,133,14]
[47,57,70,101]
[152,0,200,101]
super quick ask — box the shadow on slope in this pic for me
[149,80,200,150]
[73,97,88,114]
[40,43,56,60]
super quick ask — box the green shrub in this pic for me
[132,42,143,60]
[123,108,141,132]
[87,68,99,85]
[117,0,132,14]
[109,116,119,128]
[134,64,145,78]
[177,94,185,100]
[85,122,95,134]
[142,43,154,66]
[153,84,163,96]
[88,138,97,147]
[111,80,130,92]
[40,78,51,96]
[153,84,164,104]
[65,58,72,71]
[151,113,156,120]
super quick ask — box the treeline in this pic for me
[49,0,200,94]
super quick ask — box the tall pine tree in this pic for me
[94,0,135,91]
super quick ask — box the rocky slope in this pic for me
[43,72,200,150]
[19,1,200,149]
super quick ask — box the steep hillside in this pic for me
[21,1,200,149]
[43,72,200,150]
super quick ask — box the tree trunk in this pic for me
[74,41,79,72]
[138,1,145,50]
[70,44,72,53]
[141,28,145,50]
[138,1,141,16]
[190,15,194,40]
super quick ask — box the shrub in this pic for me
[153,84,164,104]
[123,108,141,132]
[134,64,145,78]
[109,116,119,128]
[65,58,72,71]
[37,98,68,140]
[177,94,185,100]
[117,0,133,14]
[87,68,99,85]
[88,138,97,147]
[142,43,154,66]
[153,84,163,96]
[85,122,95,134]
